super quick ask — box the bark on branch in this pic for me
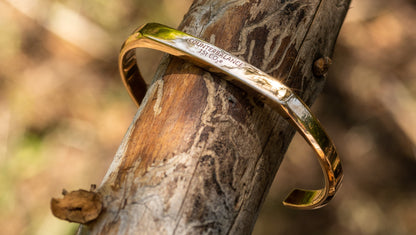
[76,0,350,234]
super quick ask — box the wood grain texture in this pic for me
[80,0,350,234]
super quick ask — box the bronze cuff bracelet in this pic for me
[118,23,343,209]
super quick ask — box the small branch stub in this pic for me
[51,187,103,224]
[313,56,332,77]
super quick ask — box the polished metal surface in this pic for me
[118,23,343,209]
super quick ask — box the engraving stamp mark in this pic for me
[186,38,244,68]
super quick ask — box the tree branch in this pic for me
[74,0,350,234]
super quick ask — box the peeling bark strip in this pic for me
[51,188,102,224]
[80,0,350,234]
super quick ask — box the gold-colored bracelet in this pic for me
[118,23,343,209]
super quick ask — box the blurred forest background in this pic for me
[0,0,415,234]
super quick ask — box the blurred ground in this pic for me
[0,0,415,234]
